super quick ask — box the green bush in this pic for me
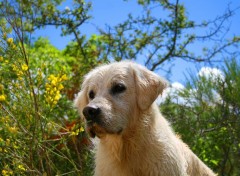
[0,32,96,175]
[160,59,240,175]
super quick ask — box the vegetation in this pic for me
[0,0,239,175]
[161,59,240,175]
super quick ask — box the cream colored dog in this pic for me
[74,61,216,176]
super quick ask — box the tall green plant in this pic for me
[0,23,94,176]
[160,59,240,175]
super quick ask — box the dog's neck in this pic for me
[94,103,180,175]
[96,103,168,162]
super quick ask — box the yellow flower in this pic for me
[45,83,50,88]
[58,84,64,90]
[2,170,8,176]
[0,56,3,62]
[13,144,19,149]
[54,94,61,101]
[61,74,68,81]
[12,64,17,71]
[80,126,85,132]
[1,168,13,176]
[0,95,6,101]
[17,71,23,77]
[17,164,26,171]
[70,131,77,136]
[45,74,67,107]
[11,44,17,50]
[8,126,18,134]
[7,38,13,44]
[51,79,57,86]
[49,90,54,95]
[48,74,55,81]
[21,64,28,71]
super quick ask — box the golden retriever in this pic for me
[74,61,216,176]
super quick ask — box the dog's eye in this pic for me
[111,83,126,95]
[89,90,95,99]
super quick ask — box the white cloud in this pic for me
[158,82,185,104]
[162,82,184,99]
[172,82,185,90]
[64,6,72,15]
[198,67,224,82]
[197,67,224,104]
[65,6,71,12]
[158,67,224,106]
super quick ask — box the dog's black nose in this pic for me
[83,105,101,121]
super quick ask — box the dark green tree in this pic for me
[1,0,239,71]
[161,59,240,175]
[98,0,240,71]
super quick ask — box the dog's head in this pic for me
[74,61,168,138]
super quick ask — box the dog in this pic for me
[74,61,216,176]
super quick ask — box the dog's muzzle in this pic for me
[83,105,104,138]
[82,105,123,138]
[83,105,101,122]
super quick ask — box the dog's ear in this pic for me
[132,64,168,111]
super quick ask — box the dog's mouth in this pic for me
[86,122,123,138]
[89,128,96,138]
[86,122,107,138]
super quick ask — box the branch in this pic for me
[150,0,180,71]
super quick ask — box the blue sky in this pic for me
[35,0,240,83]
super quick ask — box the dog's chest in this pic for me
[94,139,162,176]
[94,137,187,176]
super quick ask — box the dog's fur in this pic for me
[74,61,216,176]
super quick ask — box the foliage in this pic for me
[0,19,95,176]
[160,59,240,175]
[1,0,239,71]
[62,34,109,99]
[0,0,108,174]
[98,0,240,71]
